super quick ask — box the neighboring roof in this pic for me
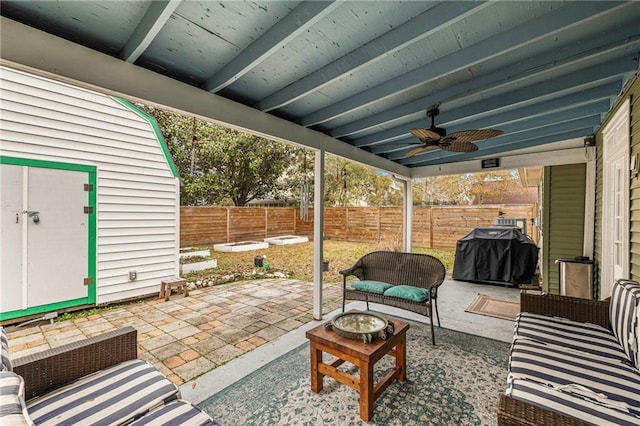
[474,183,538,205]
[518,167,544,188]
[1,2,639,176]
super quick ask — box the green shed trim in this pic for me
[0,156,97,321]
[0,298,94,322]
[113,97,179,178]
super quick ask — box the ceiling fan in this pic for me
[406,107,503,157]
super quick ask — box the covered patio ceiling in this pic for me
[2,1,640,178]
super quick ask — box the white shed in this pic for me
[0,66,180,322]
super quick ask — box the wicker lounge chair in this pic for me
[1,326,216,425]
[339,251,446,345]
[498,279,640,425]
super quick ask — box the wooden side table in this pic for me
[159,277,189,301]
[305,315,409,421]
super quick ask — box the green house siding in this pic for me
[595,74,639,294]
[594,131,603,296]
[542,164,586,294]
[629,84,640,281]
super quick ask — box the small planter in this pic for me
[322,260,329,272]
[180,258,218,274]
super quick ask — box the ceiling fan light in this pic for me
[407,107,500,155]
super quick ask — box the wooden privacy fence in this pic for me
[181,205,537,249]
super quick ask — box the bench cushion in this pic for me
[0,372,33,426]
[131,400,216,425]
[514,312,629,362]
[351,280,394,295]
[1,327,12,372]
[383,285,430,302]
[610,279,640,368]
[506,378,640,425]
[26,359,179,426]
[509,338,640,412]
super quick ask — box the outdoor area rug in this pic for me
[199,321,510,425]
[465,294,520,321]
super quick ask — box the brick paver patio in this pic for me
[6,278,343,386]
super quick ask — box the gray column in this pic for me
[403,178,413,252]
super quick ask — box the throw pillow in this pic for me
[351,280,394,295]
[1,327,12,372]
[383,285,430,302]
[610,279,640,368]
[0,371,34,426]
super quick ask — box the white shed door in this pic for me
[0,164,89,313]
[1,164,24,312]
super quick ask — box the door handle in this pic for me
[21,210,40,223]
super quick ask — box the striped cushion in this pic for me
[1,327,12,372]
[131,400,217,425]
[509,338,640,413]
[0,371,34,426]
[610,279,640,368]
[507,378,640,425]
[514,312,628,362]
[26,359,179,426]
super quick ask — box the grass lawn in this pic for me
[185,240,455,284]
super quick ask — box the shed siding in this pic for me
[543,164,586,294]
[0,67,179,304]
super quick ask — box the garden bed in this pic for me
[179,251,217,274]
[264,235,309,245]
[213,241,269,252]
[180,248,211,259]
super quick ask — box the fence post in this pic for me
[430,206,435,249]
[226,208,230,243]
[345,207,349,242]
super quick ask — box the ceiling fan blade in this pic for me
[410,128,441,141]
[445,129,503,144]
[405,145,436,158]
[440,140,479,153]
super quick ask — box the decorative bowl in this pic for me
[324,311,395,343]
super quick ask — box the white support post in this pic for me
[403,178,413,252]
[313,149,325,320]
